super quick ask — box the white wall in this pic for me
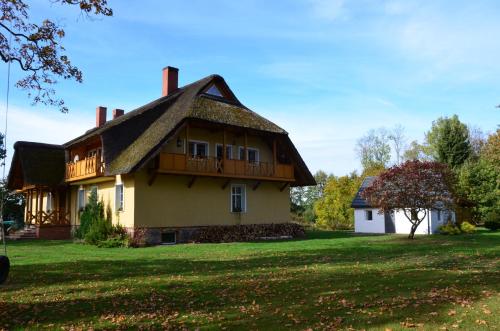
[354,208,386,233]
[393,209,431,235]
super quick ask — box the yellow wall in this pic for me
[161,126,273,163]
[134,170,290,228]
[69,175,135,228]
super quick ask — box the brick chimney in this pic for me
[113,108,124,119]
[96,106,107,127]
[162,66,179,97]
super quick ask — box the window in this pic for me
[216,144,233,160]
[366,210,373,221]
[161,231,176,244]
[238,147,259,163]
[437,210,442,221]
[231,184,246,213]
[87,148,101,158]
[188,141,209,158]
[77,188,85,211]
[115,184,124,211]
[46,192,53,212]
[206,84,223,97]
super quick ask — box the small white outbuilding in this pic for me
[351,177,455,235]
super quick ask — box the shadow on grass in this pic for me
[1,233,499,329]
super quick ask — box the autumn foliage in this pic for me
[362,160,454,239]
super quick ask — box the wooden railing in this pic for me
[158,153,294,181]
[26,209,70,226]
[65,156,104,182]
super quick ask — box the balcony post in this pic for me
[34,188,39,224]
[244,131,248,161]
[273,137,277,176]
[185,122,189,169]
[222,128,226,173]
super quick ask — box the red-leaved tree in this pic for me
[361,160,454,239]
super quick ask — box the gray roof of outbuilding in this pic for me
[351,176,376,208]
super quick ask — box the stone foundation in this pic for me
[36,225,72,240]
[137,223,305,245]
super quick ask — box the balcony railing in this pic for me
[26,209,70,226]
[65,156,104,182]
[158,153,294,181]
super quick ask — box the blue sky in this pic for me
[1,0,499,176]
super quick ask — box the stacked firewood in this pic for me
[194,223,305,243]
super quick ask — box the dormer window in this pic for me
[205,84,224,97]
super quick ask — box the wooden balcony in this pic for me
[65,156,104,182]
[158,153,294,181]
[26,209,70,226]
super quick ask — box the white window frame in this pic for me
[77,187,86,211]
[230,184,246,213]
[46,192,53,212]
[115,183,124,212]
[188,140,209,158]
[238,146,260,163]
[216,143,233,159]
[365,210,373,221]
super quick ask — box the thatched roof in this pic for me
[64,74,315,186]
[7,141,65,190]
[351,176,376,208]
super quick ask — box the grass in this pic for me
[0,230,499,330]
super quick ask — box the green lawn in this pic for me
[0,231,499,330]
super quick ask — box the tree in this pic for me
[1,0,113,112]
[0,180,24,226]
[355,128,391,170]
[314,172,361,230]
[362,160,454,239]
[467,126,486,160]
[425,115,472,168]
[290,170,331,224]
[457,129,500,221]
[403,140,433,161]
[388,124,406,164]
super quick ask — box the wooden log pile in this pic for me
[194,223,305,243]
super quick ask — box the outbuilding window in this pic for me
[231,184,246,213]
[366,210,373,221]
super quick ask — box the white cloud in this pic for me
[0,103,93,173]
[380,2,500,79]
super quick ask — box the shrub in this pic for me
[439,223,461,235]
[128,227,147,247]
[484,211,500,231]
[75,190,130,247]
[459,221,476,234]
[97,236,128,248]
[84,217,113,245]
[75,190,104,239]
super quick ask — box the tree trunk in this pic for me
[408,209,421,239]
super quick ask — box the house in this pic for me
[351,177,454,235]
[7,67,315,243]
